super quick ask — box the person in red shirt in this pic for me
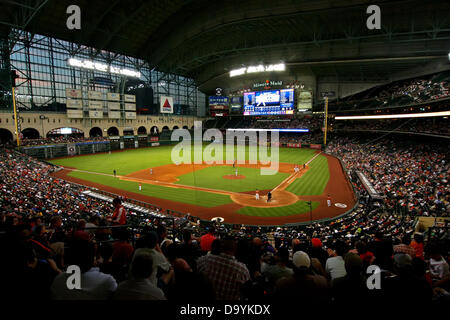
[200,227,216,253]
[111,198,127,225]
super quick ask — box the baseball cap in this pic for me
[293,251,311,268]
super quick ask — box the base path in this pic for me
[51,153,356,226]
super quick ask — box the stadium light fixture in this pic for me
[67,57,141,78]
[335,111,450,120]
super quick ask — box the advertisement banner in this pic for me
[88,100,103,109]
[160,96,174,114]
[89,110,103,119]
[124,103,136,111]
[66,99,82,109]
[107,92,120,101]
[108,111,121,119]
[107,102,120,110]
[150,136,159,142]
[125,112,136,119]
[65,88,82,99]
[66,109,83,118]
[124,94,136,102]
[287,143,302,148]
[88,90,103,100]
[310,144,322,149]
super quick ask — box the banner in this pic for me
[66,99,82,109]
[310,144,322,149]
[107,102,120,110]
[89,110,103,118]
[160,96,174,113]
[65,88,81,99]
[124,94,136,102]
[66,109,83,118]
[88,100,103,109]
[88,91,103,100]
[125,112,136,119]
[150,136,159,142]
[287,143,302,148]
[107,92,120,101]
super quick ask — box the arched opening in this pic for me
[107,127,119,136]
[123,128,134,136]
[21,128,40,139]
[89,127,103,138]
[162,126,170,132]
[47,127,84,139]
[0,128,13,144]
[150,126,159,135]
[182,125,188,129]
[137,126,147,135]
[173,125,179,130]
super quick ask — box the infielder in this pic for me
[327,194,332,207]
[255,189,260,200]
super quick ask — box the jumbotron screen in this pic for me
[243,89,294,115]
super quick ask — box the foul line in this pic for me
[272,151,322,192]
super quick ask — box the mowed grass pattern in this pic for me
[237,201,319,217]
[175,166,289,192]
[68,171,233,207]
[286,155,329,196]
[50,146,330,217]
[50,145,318,175]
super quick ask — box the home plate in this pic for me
[335,203,347,208]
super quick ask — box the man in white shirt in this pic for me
[51,240,117,300]
[325,240,348,282]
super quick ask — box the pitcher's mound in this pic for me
[223,174,246,180]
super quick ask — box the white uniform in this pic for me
[139,184,142,191]
[255,192,260,200]
[235,169,238,177]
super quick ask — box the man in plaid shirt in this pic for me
[197,236,250,300]
[393,235,416,258]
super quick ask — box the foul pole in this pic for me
[12,87,20,147]
[323,96,328,145]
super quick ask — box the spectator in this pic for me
[325,240,348,282]
[197,236,250,300]
[200,227,216,253]
[51,240,117,300]
[113,249,166,300]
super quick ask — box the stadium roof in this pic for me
[1,0,449,92]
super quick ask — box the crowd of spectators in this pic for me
[0,145,448,303]
[326,136,449,217]
[20,136,109,147]
[329,71,450,111]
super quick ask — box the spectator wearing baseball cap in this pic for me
[273,251,329,301]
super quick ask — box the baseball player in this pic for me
[255,189,260,200]
[327,194,332,207]
[235,168,238,177]
[139,183,142,191]
[267,191,272,203]
[113,169,116,177]
[150,168,153,175]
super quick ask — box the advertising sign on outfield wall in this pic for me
[287,143,302,148]
[160,96,174,113]
[310,144,322,149]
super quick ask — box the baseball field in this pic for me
[49,145,355,225]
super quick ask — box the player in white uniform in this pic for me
[255,190,260,200]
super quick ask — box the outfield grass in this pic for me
[237,200,319,217]
[49,146,329,217]
[286,154,329,196]
[50,145,317,175]
[175,166,289,192]
[68,171,233,207]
